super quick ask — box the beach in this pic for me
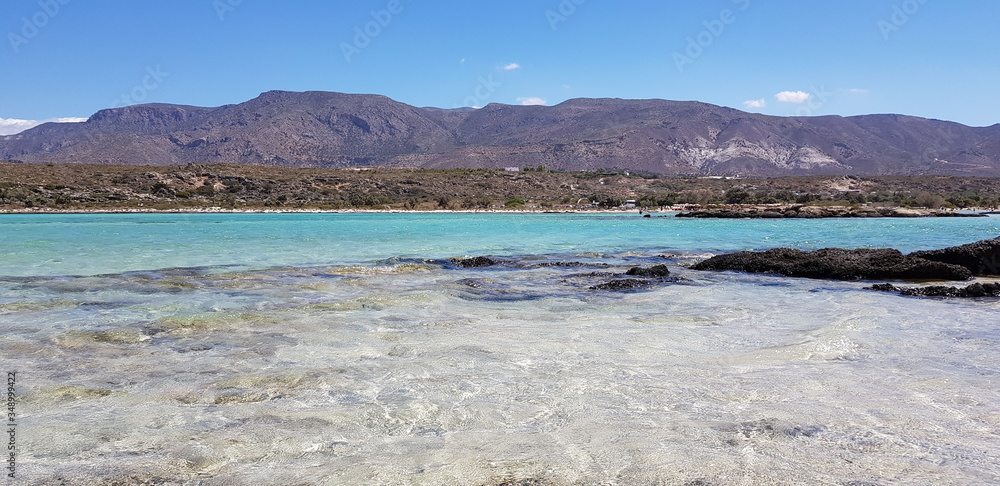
[1,213,999,485]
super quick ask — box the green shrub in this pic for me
[194,185,215,196]
[724,188,750,204]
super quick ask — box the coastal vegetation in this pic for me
[1,162,999,211]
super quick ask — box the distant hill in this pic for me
[2,90,998,176]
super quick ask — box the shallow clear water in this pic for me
[1,213,999,485]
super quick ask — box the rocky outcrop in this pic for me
[676,205,985,219]
[454,256,500,268]
[691,248,972,281]
[867,282,1000,298]
[909,237,1000,276]
[624,264,671,277]
[589,264,680,291]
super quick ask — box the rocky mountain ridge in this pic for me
[2,90,998,176]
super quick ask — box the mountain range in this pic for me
[2,90,998,176]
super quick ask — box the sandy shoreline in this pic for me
[1,205,995,216]
[0,207,657,215]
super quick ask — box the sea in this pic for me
[1,212,998,485]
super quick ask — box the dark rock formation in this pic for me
[624,264,671,277]
[691,248,972,281]
[909,236,1000,276]
[867,283,901,292]
[589,265,684,290]
[676,206,985,219]
[536,261,610,268]
[867,282,1000,297]
[589,279,656,291]
[454,256,500,268]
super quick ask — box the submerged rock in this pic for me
[867,282,1000,298]
[482,479,547,486]
[723,418,825,440]
[909,236,1000,276]
[867,283,900,292]
[691,247,972,281]
[589,276,685,291]
[536,261,611,268]
[589,279,656,291]
[624,264,671,277]
[587,264,680,291]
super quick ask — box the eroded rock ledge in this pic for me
[690,237,1000,282]
[691,248,972,281]
[867,282,1000,298]
[676,205,985,219]
[910,237,1000,276]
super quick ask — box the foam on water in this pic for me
[1,214,999,485]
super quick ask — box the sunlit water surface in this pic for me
[1,213,998,485]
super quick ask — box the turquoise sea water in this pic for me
[1,213,999,485]
[2,212,999,276]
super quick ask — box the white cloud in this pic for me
[0,117,86,136]
[849,88,870,95]
[743,98,766,109]
[517,97,547,106]
[503,63,521,71]
[0,118,40,136]
[775,91,811,104]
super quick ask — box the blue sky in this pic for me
[2,0,998,134]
